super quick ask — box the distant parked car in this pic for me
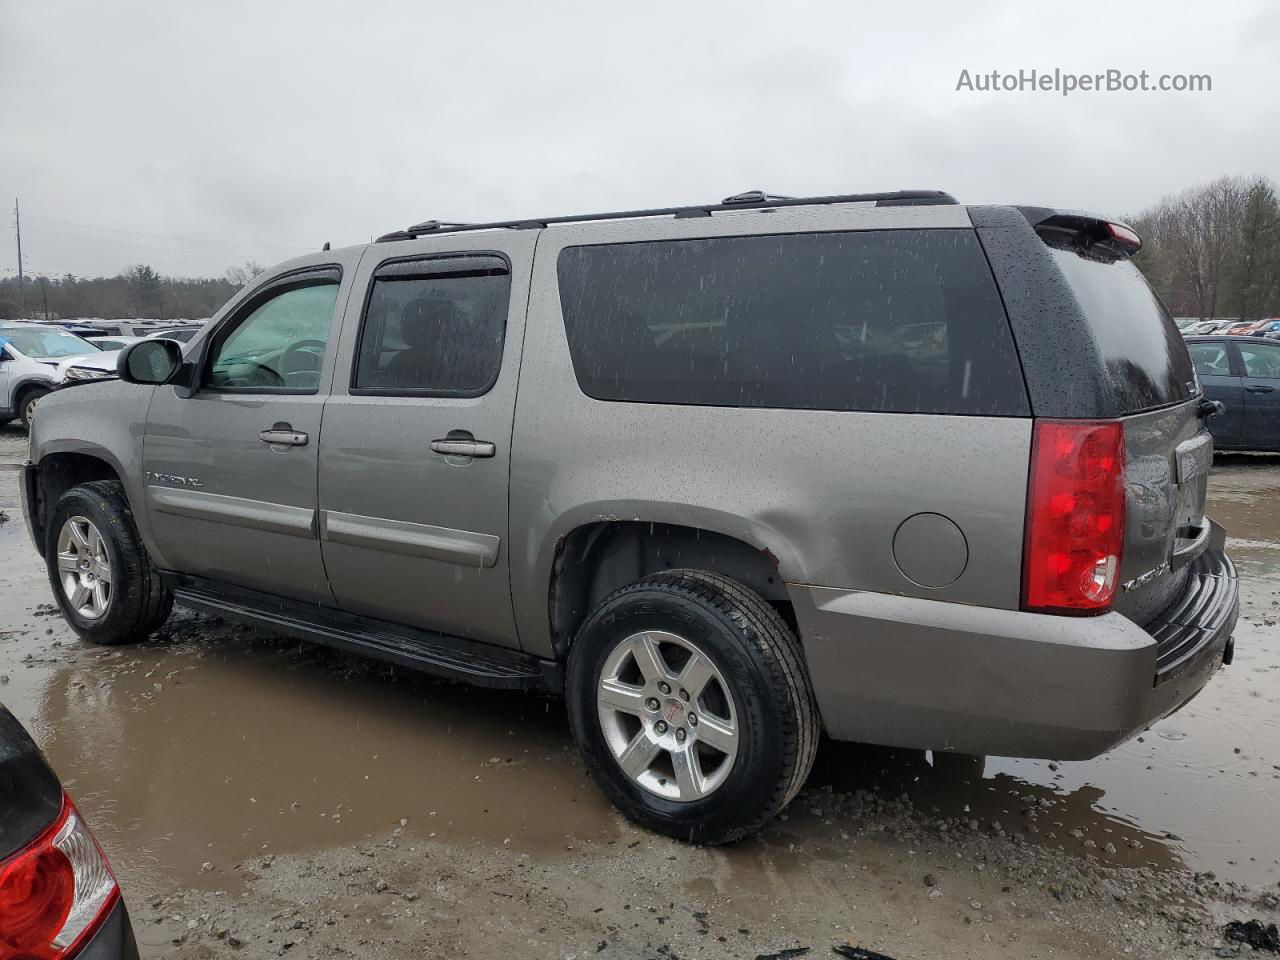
[1186,320,1230,335]
[1245,319,1280,338]
[1222,319,1270,336]
[1186,335,1280,451]
[0,322,104,428]
[0,703,139,958]
[91,336,145,352]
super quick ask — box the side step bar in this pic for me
[165,574,559,692]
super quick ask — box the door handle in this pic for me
[1245,384,1276,393]
[1198,398,1225,419]
[430,438,496,459]
[259,423,309,446]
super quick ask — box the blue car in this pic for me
[1186,335,1280,452]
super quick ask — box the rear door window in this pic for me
[556,230,1029,416]
[1047,249,1198,412]
[353,255,510,397]
[1238,340,1280,379]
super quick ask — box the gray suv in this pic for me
[20,190,1239,843]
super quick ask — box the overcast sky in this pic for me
[2,0,1277,279]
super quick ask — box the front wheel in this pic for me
[45,480,173,645]
[567,569,819,844]
[18,387,49,430]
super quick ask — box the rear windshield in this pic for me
[1048,249,1198,412]
[556,229,1030,416]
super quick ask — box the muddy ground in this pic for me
[1,422,1278,959]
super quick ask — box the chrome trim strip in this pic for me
[147,487,317,538]
[321,511,499,568]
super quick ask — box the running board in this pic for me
[166,575,557,691]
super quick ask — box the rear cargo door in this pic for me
[1044,248,1211,625]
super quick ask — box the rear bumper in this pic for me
[791,525,1238,760]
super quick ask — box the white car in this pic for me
[55,349,126,384]
[0,322,106,428]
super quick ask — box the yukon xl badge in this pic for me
[1122,560,1170,592]
[146,471,203,489]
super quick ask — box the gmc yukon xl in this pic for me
[21,189,1239,843]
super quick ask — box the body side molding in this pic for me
[321,510,499,568]
[146,487,317,538]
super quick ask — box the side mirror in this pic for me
[118,339,184,385]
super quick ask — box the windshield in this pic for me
[0,327,101,358]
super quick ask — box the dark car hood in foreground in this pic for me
[0,703,63,859]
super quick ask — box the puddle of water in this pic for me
[1,451,1279,899]
[1,619,619,901]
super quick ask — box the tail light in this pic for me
[0,795,119,959]
[1023,419,1126,614]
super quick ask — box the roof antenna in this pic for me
[322,241,331,251]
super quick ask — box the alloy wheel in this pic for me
[55,515,112,620]
[596,630,739,802]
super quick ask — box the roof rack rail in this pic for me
[374,189,957,242]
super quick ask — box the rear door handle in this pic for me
[1245,384,1276,393]
[430,438,496,459]
[259,423,309,446]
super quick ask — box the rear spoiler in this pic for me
[1016,207,1142,261]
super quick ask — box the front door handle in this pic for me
[259,423,309,446]
[430,437,496,459]
[1245,384,1276,393]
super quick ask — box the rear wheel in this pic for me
[567,569,818,844]
[18,387,49,430]
[45,481,173,645]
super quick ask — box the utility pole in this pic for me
[14,198,25,318]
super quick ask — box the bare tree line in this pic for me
[1131,175,1280,321]
[0,261,265,322]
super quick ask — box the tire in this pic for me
[566,569,819,844]
[18,387,49,430]
[44,480,173,645]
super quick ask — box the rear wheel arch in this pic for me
[548,520,797,662]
